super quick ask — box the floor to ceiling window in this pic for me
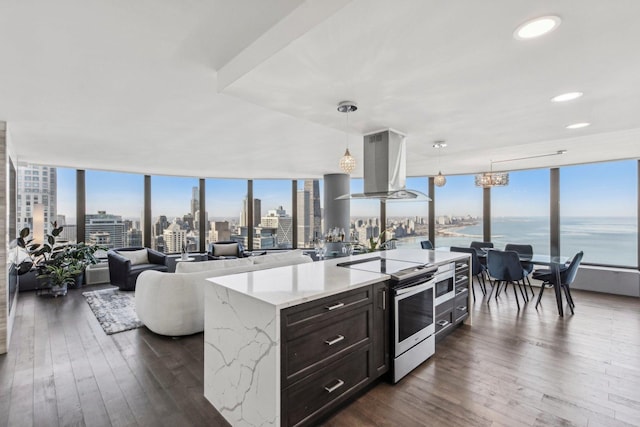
[253,180,293,249]
[560,160,638,267]
[491,169,550,254]
[151,176,199,254]
[85,171,143,249]
[434,174,483,248]
[386,177,429,248]
[205,179,247,248]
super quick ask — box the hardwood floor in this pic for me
[323,285,640,427]
[1,282,639,427]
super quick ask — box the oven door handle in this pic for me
[395,279,435,296]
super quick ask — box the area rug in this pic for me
[82,288,143,335]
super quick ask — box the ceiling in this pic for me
[1,0,639,179]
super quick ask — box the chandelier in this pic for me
[475,150,567,188]
[475,171,509,187]
[432,141,447,187]
[337,101,357,174]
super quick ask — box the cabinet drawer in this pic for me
[435,297,454,316]
[455,261,469,273]
[282,287,372,336]
[284,304,371,384]
[454,292,469,322]
[283,346,370,427]
[435,309,454,335]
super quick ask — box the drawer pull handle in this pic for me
[324,379,345,393]
[437,319,450,327]
[324,335,345,346]
[325,302,344,311]
[457,305,467,311]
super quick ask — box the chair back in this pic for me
[420,240,434,250]
[487,250,523,282]
[208,240,245,257]
[450,246,482,275]
[504,244,533,257]
[561,251,584,285]
[470,241,494,250]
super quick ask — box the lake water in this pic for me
[395,217,638,267]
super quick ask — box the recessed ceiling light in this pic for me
[566,122,590,129]
[432,141,447,148]
[551,92,583,103]
[514,16,561,40]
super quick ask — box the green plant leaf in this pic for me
[20,227,30,238]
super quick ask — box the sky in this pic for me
[56,160,638,222]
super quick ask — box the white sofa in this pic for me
[135,250,313,336]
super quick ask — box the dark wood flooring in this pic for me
[1,282,639,427]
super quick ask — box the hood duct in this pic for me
[337,129,431,201]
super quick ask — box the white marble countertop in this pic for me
[206,249,468,309]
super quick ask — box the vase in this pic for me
[49,284,68,297]
[73,272,84,288]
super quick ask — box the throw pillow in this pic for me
[117,249,149,265]
[212,243,239,257]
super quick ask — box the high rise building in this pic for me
[182,213,194,231]
[190,186,199,219]
[297,180,321,247]
[154,215,169,238]
[125,229,143,247]
[306,180,321,241]
[85,211,125,248]
[59,224,77,243]
[163,221,187,253]
[209,221,231,242]
[297,188,310,247]
[240,197,262,227]
[261,206,292,248]
[16,164,57,234]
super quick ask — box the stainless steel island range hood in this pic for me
[337,129,431,201]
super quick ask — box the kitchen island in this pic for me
[204,249,470,427]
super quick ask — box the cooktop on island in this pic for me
[337,256,437,281]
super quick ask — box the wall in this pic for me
[0,121,8,354]
[573,266,640,297]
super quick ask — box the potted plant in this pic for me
[60,242,106,288]
[16,223,66,292]
[16,222,65,274]
[365,230,397,252]
[37,263,75,297]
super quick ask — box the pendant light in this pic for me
[433,141,447,187]
[475,150,566,188]
[338,101,357,174]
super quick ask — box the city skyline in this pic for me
[54,160,637,221]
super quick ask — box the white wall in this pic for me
[572,266,640,297]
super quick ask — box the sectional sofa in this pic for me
[134,250,313,336]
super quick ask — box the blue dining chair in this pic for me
[450,246,487,300]
[505,243,535,299]
[470,241,494,253]
[487,250,527,310]
[420,240,434,250]
[532,251,583,315]
[470,241,493,280]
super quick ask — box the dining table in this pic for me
[476,248,570,316]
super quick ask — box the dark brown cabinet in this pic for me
[372,281,389,377]
[435,256,471,343]
[280,282,389,427]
